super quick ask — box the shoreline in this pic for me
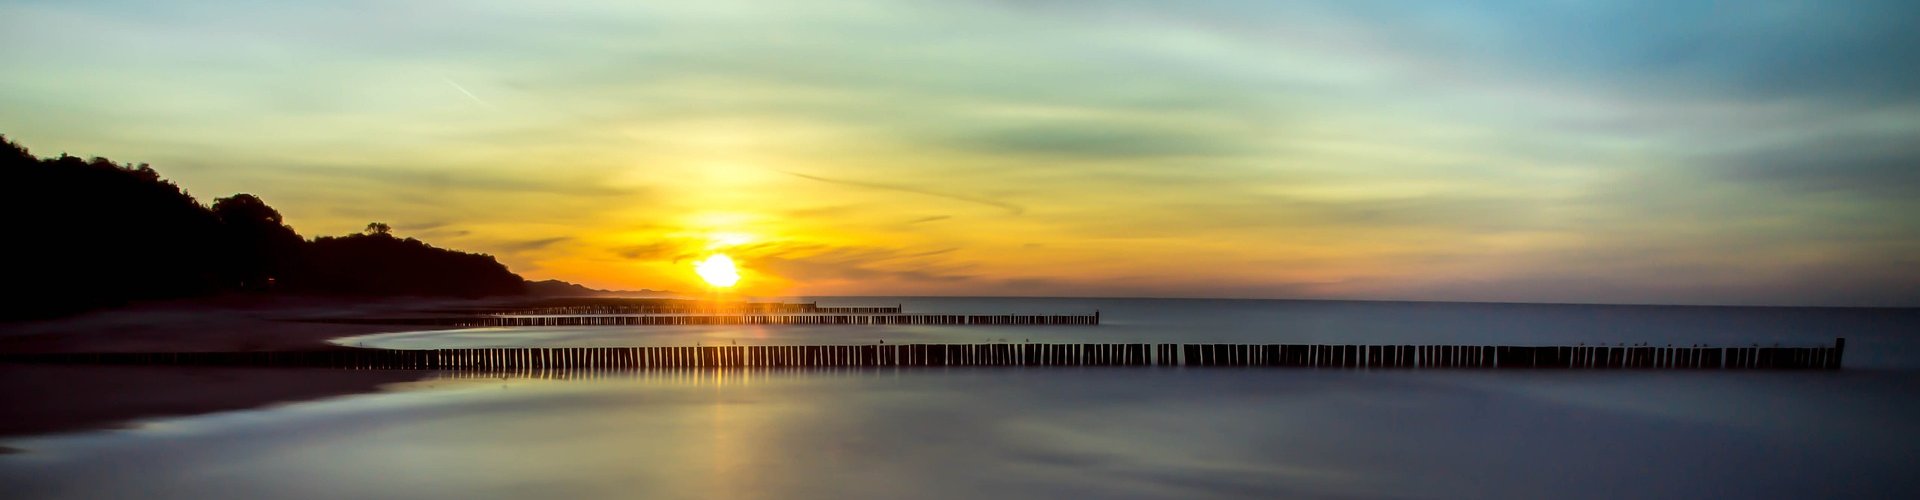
[0,296,495,354]
[0,297,476,443]
[0,364,426,442]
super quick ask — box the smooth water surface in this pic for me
[7,299,1918,499]
[3,368,1916,499]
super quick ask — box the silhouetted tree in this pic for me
[212,194,304,290]
[0,135,530,319]
[2,136,225,318]
[301,230,524,297]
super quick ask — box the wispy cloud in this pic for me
[782,171,1026,216]
[905,215,952,224]
[496,236,571,253]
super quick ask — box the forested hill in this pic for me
[1,135,527,319]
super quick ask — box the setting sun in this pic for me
[693,254,740,288]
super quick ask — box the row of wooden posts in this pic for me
[507,304,904,316]
[0,339,1843,371]
[461,313,1101,328]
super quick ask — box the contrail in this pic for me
[443,77,497,110]
[782,171,1025,216]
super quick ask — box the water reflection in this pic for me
[3,368,1916,499]
[422,366,937,385]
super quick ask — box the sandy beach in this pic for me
[0,364,425,440]
[0,296,492,353]
[0,296,484,441]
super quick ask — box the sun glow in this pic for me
[694,254,741,288]
[708,231,755,249]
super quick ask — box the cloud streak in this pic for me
[781,171,1027,216]
[443,77,497,110]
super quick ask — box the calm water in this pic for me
[6,299,1919,499]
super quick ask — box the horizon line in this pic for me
[629,293,1920,311]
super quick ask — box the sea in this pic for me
[3,298,1917,499]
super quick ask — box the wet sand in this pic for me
[0,364,425,440]
[0,296,488,353]
[0,296,475,441]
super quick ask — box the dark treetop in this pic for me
[1,135,528,319]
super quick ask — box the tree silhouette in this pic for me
[3,136,225,317]
[212,194,303,290]
[1,135,529,319]
[303,231,524,297]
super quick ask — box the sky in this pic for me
[3,0,1917,306]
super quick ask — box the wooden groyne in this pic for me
[504,303,903,316]
[319,313,1101,328]
[0,338,1844,371]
